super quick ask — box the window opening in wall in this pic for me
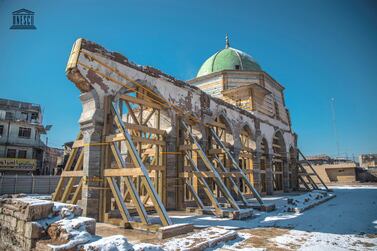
[18,150,27,158]
[235,65,240,70]
[274,101,280,120]
[7,149,17,158]
[31,112,38,121]
[5,112,14,120]
[0,125,3,136]
[18,127,31,138]
[21,112,29,121]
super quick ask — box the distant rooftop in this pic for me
[0,98,41,112]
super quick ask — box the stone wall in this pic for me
[0,195,95,251]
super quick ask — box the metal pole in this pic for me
[330,98,340,157]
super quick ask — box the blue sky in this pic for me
[0,0,376,158]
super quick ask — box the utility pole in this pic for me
[330,98,340,157]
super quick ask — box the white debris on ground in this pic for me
[196,186,377,251]
[83,235,134,251]
[82,227,237,251]
[4,186,376,250]
[160,227,237,250]
[284,190,333,213]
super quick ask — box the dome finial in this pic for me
[225,33,230,48]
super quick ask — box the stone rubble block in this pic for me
[0,197,54,221]
[0,226,37,251]
[24,221,44,239]
[47,217,96,242]
[0,196,90,251]
[52,202,83,218]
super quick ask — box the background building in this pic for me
[0,98,62,175]
[359,154,377,169]
[303,154,357,184]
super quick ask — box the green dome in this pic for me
[196,39,262,77]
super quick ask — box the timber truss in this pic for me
[179,119,270,219]
[297,149,330,192]
[52,38,275,231]
[53,92,172,230]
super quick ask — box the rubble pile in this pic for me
[0,195,53,250]
[285,190,335,213]
[0,195,95,251]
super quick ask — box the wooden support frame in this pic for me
[53,90,173,229]
[208,127,265,206]
[52,133,84,204]
[109,100,172,226]
[180,121,246,217]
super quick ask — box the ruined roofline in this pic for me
[70,38,291,131]
[187,69,285,91]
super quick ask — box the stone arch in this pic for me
[259,137,269,193]
[272,130,287,156]
[239,122,256,151]
[212,111,236,146]
[238,123,256,193]
[288,146,297,190]
[272,130,286,192]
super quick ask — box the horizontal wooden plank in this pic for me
[206,121,227,129]
[208,148,224,155]
[61,170,84,177]
[124,164,165,171]
[104,168,157,177]
[179,145,196,151]
[106,133,166,146]
[180,171,245,178]
[239,152,253,159]
[119,94,163,110]
[123,122,166,135]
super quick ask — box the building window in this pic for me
[5,112,14,120]
[235,65,240,70]
[31,112,38,121]
[0,125,3,136]
[18,150,27,159]
[7,149,17,158]
[18,127,31,138]
[21,112,29,121]
[274,101,280,120]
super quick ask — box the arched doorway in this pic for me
[259,137,269,194]
[289,147,297,190]
[239,125,256,194]
[272,131,286,193]
[209,114,235,197]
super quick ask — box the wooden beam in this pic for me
[104,168,158,177]
[123,123,166,135]
[61,151,84,203]
[124,100,140,125]
[61,170,84,177]
[119,94,162,110]
[106,177,132,222]
[180,171,245,178]
[72,139,84,149]
[106,133,166,146]
[71,179,83,204]
[208,148,224,155]
[206,121,227,129]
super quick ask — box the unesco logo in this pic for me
[10,9,36,30]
